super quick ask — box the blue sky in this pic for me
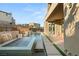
[0,3,47,26]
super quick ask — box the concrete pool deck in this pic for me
[41,33,62,56]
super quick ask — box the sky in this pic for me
[0,3,48,26]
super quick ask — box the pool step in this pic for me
[34,49,44,52]
[32,35,46,56]
[34,36,44,50]
[33,49,46,56]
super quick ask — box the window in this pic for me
[52,23,55,31]
[10,22,12,25]
[49,24,52,32]
[61,24,64,33]
[65,6,67,16]
[49,23,55,34]
[6,13,9,16]
[52,23,55,34]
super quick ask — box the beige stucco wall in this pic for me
[44,21,64,44]
[44,21,50,36]
[45,3,58,21]
[0,11,15,31]
[64,3,79,55]
[0,12,12,22]
[50,23,64,44]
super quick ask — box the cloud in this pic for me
[31,8,46,17]
[35,15,43,19]
[23,8,34,12]
[21,4,47,26]
[33,11,41,15]
[23,4,47,17]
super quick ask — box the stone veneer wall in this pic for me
[64,3,79,55]
[0,31,19,44]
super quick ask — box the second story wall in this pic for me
[0,11,12,22]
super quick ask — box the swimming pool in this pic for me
[0,36,36,56]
